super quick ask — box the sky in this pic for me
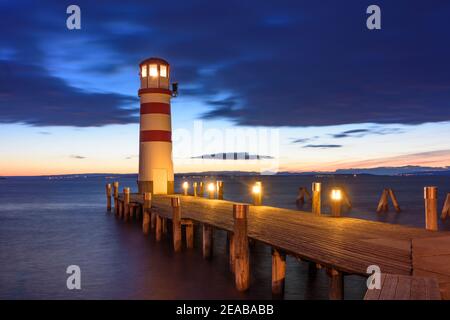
[0,0,449,176]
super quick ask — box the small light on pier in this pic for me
[330,188,342,217]
[182,181,189,195]
[207,183,215,199]
[331,189,342,201]
[252,181,262,206]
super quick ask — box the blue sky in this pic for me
[0,0,449,175]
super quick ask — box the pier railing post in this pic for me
[193,182,198,197]
[113,181,119,214]
[171,197,182,252]
[123,188,130,222]
[202,224,213,259]
[106,183,112,211]
[272,248,286,297]
[312,182,321,215]
[199,182,204,197]
[233,204,250,291]
[217,181,224,200]
[142,192,152,235]
[424,186,438,231]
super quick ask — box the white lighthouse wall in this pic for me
[139,142,174,182]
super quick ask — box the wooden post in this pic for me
[328,268,344,300]
[376,189,389,213]
[113,181,119,214]
[217,181,224,200]
[155,215,162,241]
[229,233,235,273]
[106,183,112,211]
[151,212,156,229]
[142,192,152,235]
[171,197,182,252]
[199,182,204,197]
[193,182,198,197]
[233,204,250,291]
[202,224,213,259]
[252,181,262,206]
[424,186,438,231]
[441,193,450,220]
[123,187,130,222]
[185,222,194,249]
[182,182,188,196]
[388,189,401,213]
[330,189,342,217]
[312,182,321,215]
[272,248,286,297]
[296,187,305,206]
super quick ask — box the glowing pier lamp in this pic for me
[252,181,262,206]
[182,181,189,196]
[330,188,342,217]
[207,183,215,199]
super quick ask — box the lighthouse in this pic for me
[138,57,174,194]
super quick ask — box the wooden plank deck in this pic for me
[122,193,449,280]
[364,274,441,300]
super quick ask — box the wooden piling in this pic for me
[193,182,198,197]
[208,183,215,199]
[233,204,250,291]
[388,189,401,213]
[331,190,342,217]
[441,193,450,220]
[327,268,344,300]
[113,181,119,214]
[424,186,438,231]
[106,183,112,211]
[376,189,389,213]
[271,248,286,297]
[142,192,152,235]
[229,233,235,273]
[217,181,224,200]
[171,197,182,252]
[312,182,321,215]
[155,215,162,241]
[296,187,305,206]
[202,224,213,259]
[123,187,130,222]
[185,221,194,249]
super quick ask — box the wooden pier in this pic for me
[110,188,450,300]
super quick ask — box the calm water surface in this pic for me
[0,175,449,299]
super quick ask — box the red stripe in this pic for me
[140,130,171,142]
[138,88,172,96]
[140,102,170,115]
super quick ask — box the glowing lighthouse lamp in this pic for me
[138,57,178,194]
[330,188,342,217]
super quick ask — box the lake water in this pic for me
[0,175,449,299]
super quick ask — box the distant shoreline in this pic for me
[2,166,449,179]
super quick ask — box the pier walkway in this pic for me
[116,193,450,299]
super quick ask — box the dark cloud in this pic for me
[303,144,342,149]
[192,152,274,160]
[331,127,403,138]
[0,61,138,126]
[70,155,86,159]
[1,1,450,127]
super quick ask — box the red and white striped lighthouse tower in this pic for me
[138,57,174,194]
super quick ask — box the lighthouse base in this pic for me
[138,180,174,195]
